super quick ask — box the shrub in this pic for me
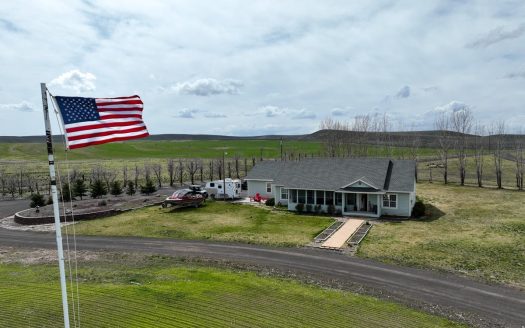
[29,193,46,208]
[295,203,305,212]
[314,204,322,214]
[73,179,87,200]
[265,197,275,206]
[126,181,136,196]
[412,199,426,218]
[110,181,123,196]
[47,196,53,205]
[97,200,107,206]
[327,204,336,215]
[305,204,313,213]
[140,178,157,195]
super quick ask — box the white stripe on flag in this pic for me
[95,97,140,103]
[99,110,144,116]
[97,104,144,109]
[64,117,143,129]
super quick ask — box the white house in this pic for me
[244,158,416,218]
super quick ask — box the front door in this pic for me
[361,194,368,211]
[344,193,356,213]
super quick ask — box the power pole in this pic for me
[223,151,227,201]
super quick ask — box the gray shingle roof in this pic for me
[245,158,415,192]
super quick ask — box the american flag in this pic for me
[54,95,149,149]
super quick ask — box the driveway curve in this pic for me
[0,228,523,327]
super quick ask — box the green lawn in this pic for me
[358,183,525,288]
[73,201,332,247]
[0,254,464,327]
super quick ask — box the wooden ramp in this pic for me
[321,218,365,249]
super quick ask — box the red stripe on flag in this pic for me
[96,100,144,106]
[68,132,150,149]
[66,120,143,133]
[97,107,143,112]
[67,126,148,141]
[97,114,143,120]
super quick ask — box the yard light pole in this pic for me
[223,151,227,201]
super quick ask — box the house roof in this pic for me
[245,158,415,193]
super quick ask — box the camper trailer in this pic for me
[205,178,241,199]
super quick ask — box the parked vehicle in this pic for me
[205,178,241,199]
[189,185,208,199]
[163,189,205,208]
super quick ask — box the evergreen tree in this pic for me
[73,179,87,200]
[140,178,157,195]
[126,181,136,196]
[110,181,123,196]
[29,193,46,208]
[90,179,107,199]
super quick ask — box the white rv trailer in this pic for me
[205,178,241,199]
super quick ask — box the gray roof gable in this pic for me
[245,158,415,192]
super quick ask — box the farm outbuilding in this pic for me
[245,158,416,218]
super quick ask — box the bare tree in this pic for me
[227,161,232,178]
[435,112,452,184]
[151,163,162,188]
[6,175,17,198]
[187,161,199,185]
[177,160,184,186]
[208,160,214,181]
[234,156,240,179]
[514,133,524,191]
[489,121,505,189]
[199,161,204,182]
[451,108,473,186]
[215,160,223,180]
[473,123,485,187]
[134,165,140,189]
[167,159,175,186]
[409,134,421,182]
[244,158,248,176]
[122,165,128,186]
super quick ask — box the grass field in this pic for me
[73,201,332,247]
[358,182,525,288]
[0,253,465,328]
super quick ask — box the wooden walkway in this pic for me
[321,218,365,249]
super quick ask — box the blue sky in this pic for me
[0,0,524,136]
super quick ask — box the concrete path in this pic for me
[321,218,364,249]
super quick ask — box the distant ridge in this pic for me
[0,130,523,148]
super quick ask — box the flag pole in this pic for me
[40,82,71,328]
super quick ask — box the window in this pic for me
[316,191,324,205]
[298,190,306,203]
[383,194,397,208]
[325,191,334,205]
[210,183,215,187]
[218,185,222,189]
[266,182,272,193]
[281,188,288,200]
[291,189,297,203]
[306,190,314,204]
[335,192,342,206]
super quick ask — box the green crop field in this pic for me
[0,253,464,327]
[358,182,525,288]
[73,201,332,247]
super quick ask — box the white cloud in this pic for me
[174,108,198,118]
[467,24,525,48]
[292,109,316,119]
[260,105,286,117]
[0,101,34,112]
[331,108,348,116]
[204,112,227,118]
[171,78,243,96]
[50,69,96,93]
[396,85,410,98]
[434,101,470,114]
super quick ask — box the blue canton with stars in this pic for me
[55,96,100,124]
